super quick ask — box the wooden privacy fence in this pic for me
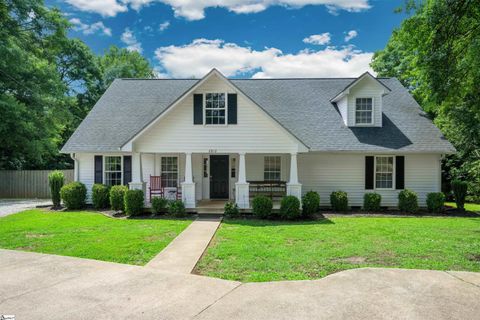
[0,170,74,199]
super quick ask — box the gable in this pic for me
[133,74,306,153]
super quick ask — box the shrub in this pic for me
[110,185,128,211]
[92,184,110,209]
[280,196,301,220]
[48,170,64,208]
[330,191,349,211]
[398,189,418,213]
[302,191,320,217]
[452,179,468,211]
[426,192,445,213]
[151,197,168,214]
[363,193,382,212]
[252,196,273,219]
[224,201,240,216]
[60,182,86,210]
[124,189,144,216]
[168,200,186,217]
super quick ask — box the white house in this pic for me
[61,69,455,209]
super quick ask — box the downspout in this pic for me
[70,153,79,182]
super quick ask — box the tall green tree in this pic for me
[0,0,70,169]
[371,0,480,200]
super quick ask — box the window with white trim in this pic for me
[161,157,178,188]
[375,156,394,189]
[205,93,226,125]
[355,97,373,124]
[104,156,122,186]
[264,156,281,181]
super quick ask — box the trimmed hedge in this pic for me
[426,192,445,213]
[330,191,349,211]
[60,182,86,210]
[224,201,240,216]
[280,196,301,220]
[151,197,168,214]
[168,200,186,217]
[398,189,418,213]
[252,195,273,219]
[124,189,144,216]
[110,185,128,212]
[48,170,64,208]
[92,184,110,209]
[452,179,468,211]
[363,193,381,212]
[302,191,320,217]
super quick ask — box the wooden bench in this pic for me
[248,181,287,200]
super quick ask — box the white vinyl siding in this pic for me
[133,74,304,154]
[298,153,441,207]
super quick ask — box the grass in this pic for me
[0,209,192,265]
[195,217,480,282]
[445,202,480,212]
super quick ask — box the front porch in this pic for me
[129,152,302,210]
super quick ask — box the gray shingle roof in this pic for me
[61,77,455,153]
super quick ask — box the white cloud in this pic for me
[69,18,112,36]
[159,21,170,31]
[65,0,127,17]
[121,28,143,53]
[303,33,331,45]
[65,0,371,19]
[154,38,374,78]
[344,30,358,42]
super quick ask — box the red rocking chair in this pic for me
[149,175,182,201]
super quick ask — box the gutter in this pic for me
[70,153,79,182]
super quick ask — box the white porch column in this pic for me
[181,152,196,208]
[287,152,302,199]
[129,152,146,194]
[235,152,249,209]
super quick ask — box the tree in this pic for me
[371,0,480,201]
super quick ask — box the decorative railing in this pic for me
[248,181,287,199]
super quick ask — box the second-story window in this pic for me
[205,93,226,125]
[355,97,373,125]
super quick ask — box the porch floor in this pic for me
[193,199,281,214]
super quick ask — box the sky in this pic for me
[45,0,408,78]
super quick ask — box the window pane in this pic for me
[355,98,373,124]
[161,157,178,187]
[375,156,393,189]
[264,156,281,181]
[205,93,226,125]
[104,156,122,186]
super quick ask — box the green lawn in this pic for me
[0,210,191,265]
[195,217,480,282]
[445,202,480,212]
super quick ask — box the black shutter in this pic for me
[365,156,374,190]
[123,156,132,186]
[193,94,203,125]
[227,93,237,124]
[396,156,405,189]
[94,156,103,184]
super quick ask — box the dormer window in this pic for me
[205,93,226,125]
[355,97,373,125]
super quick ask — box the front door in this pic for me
[210,155,229,199]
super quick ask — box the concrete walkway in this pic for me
[1,249,480,319]
[146,215,222,273]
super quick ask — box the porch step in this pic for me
[195,208,225,214]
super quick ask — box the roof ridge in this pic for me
[119,77,393,81]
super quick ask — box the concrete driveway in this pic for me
[1,249,479,320]
[0,199,51,217]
